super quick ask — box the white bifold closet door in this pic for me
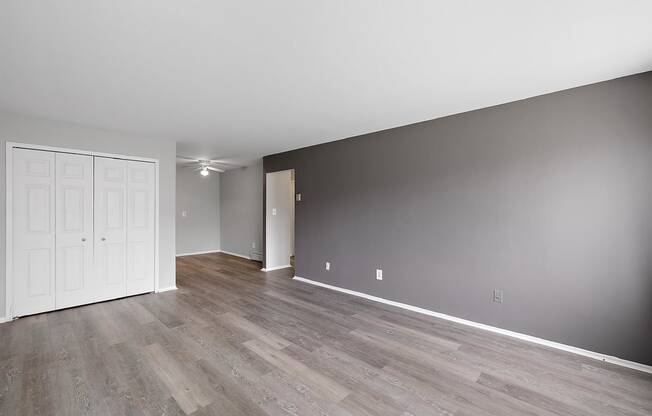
[126,161,156,296]
[94,157,128,300]
[94,157,156,300]
[55,153,94,309]
[12,149,56,317]
[12,149,156,317]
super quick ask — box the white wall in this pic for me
[265,169,293,269]
[219,161,263,259]
[0,111,177,317]
[176,166,220,255]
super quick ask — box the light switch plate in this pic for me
[272,208,277,216]
[376,269,383,280]
[296,193,302,202]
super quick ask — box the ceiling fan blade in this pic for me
[176,156,200,162]
[206,166,225,173]
[207,160,240,167]
[208,162,244,170]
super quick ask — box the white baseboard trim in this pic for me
[219,250,251,260]
[261,264,292,272]
[292,275,652,375]
[156,286,178,293]
[176,249,221,257]
[0,316,12,324]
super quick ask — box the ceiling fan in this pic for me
[177,156,241,176]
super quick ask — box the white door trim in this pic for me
[5,141,161,320]
[5,142,13,321]
[264,169,294,271]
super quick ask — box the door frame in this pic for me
[263,169,295,272]
[5,141,161,320]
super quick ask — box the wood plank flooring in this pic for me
[1,252,651,415]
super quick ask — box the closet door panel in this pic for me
[55,153,94,309]
[12,149,56,316]
[126,161,156,295]
[94,157,127,300]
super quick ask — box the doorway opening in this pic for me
[264,169,295,272]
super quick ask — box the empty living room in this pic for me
[1,1,652,415]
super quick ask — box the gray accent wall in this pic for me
[220,161,263,259]
[264,71,652,365]
[176,165,220,255]
[0,111,177,317]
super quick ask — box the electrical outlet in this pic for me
[376,269,383,280]
[325,262,330,271]
[493,290,504,303]
[272,208,277,216]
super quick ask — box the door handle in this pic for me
[81,238,86,242]
[101,237,106,241]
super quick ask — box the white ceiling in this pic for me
[1,1,651,167]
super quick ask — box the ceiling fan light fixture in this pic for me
[200,167,210,176]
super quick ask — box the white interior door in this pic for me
[12,149,56,316]
[94,157,127,300]
[126,161,156,295]
[55,153,94,309]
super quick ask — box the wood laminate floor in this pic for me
[1,252,651,415]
